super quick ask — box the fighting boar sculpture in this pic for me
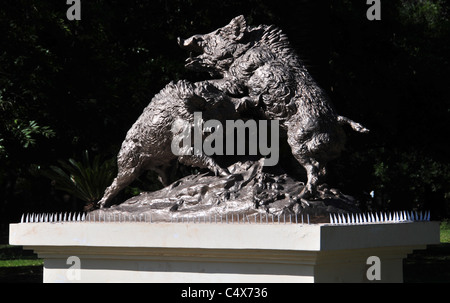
[96,15,368,217]
[178,15,369,201]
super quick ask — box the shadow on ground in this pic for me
[403,243,450,283]
[0,266,43,283]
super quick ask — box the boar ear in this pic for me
[230,15,247,40]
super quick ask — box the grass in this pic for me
[0,259,43,267]
[440,220,450,243]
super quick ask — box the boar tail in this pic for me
[337,115,370,133]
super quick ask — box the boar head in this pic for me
[178,15,248,77]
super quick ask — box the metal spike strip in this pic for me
[329,210,431,225]
[20,212,310,225]
[21,212,88,223]
[170,213,307,225]
[19,210,431,225]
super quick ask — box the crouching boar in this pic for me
[178,16,369,199]
[97,80,235,208]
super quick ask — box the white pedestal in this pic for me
[9,221,439,283]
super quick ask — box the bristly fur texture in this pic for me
[97,80,238,208]
[179,15,369,200]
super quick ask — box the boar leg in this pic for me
[300,159,321,198]
[179,155,230,177]
[286,126,323,201]
[98,165,143,208]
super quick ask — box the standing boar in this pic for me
[178,15,369,200]
[97,80,235,208]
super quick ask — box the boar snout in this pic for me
[177,35,203,53]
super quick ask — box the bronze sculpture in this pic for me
[96,16,368,220]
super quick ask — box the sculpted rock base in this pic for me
[91,159,360,223]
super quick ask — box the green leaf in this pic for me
[41,151,116,203]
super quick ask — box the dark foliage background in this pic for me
[1,0,449,238]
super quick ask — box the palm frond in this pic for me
[41,151,116,203]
